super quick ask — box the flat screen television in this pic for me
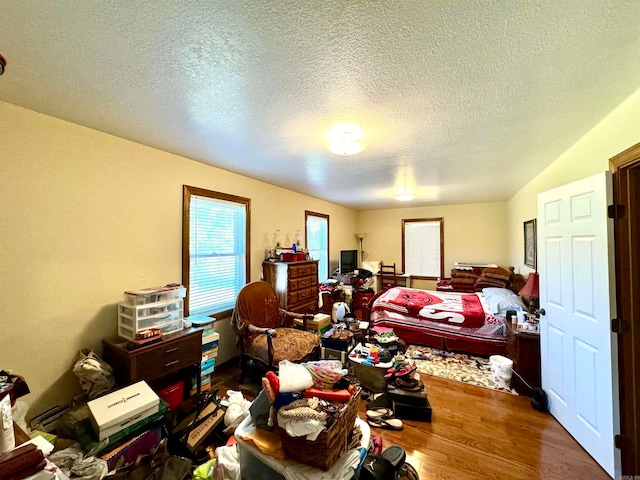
[339,249,358,275]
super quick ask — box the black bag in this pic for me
[105,439,192,480]
[164,389,224,462]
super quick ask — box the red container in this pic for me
[157,379,184,411]
[295,252,305,261]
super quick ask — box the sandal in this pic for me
[366,407,394,420]
[394,376,424,392]
[384,363,415,380]
[398,462,420,480]
[368,417,404,431]
[381,445,406,469]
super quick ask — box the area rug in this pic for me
[405,345,517,395]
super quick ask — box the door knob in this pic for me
[539,308,546,317]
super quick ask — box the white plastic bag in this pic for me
[222,390,251,434]
[72,349,115,399]
[214,445,240,480]
[278,360,314,393]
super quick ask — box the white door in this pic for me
[538,172,620,478]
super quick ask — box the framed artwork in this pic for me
[524,219,537,269]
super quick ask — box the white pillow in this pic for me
[482,287,526,314]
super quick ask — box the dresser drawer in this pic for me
[289,263,318,279]
[134,334,202,382]
[288,275,316,292]
[295,286,316,304]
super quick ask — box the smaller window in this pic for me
[305,211,329,281]
[402,218,444,279]
[182,186,251,318]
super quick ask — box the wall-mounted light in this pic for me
[325,122,366,156]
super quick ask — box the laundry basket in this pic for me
[489,355,513,388]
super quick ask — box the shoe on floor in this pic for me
[368,416,404,431]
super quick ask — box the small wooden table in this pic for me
[102,327,203,393]
[505,319,541,395]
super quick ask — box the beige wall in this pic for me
[357,202,509,290]
[506,87,640,275]
[0,101,356,417]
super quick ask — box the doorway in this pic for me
[610,142,640,475]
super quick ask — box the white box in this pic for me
[88,381,159,440]
[202,331,219,345]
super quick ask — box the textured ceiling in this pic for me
[1,1,639,210]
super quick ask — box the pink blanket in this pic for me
[371,287,486,328]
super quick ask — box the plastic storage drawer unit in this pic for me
[118,316,184,340]
[118,298,183,320]
[123,285,186,306]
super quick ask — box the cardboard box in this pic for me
[88,381,159,440]
[186,401,225,451]
[294,314,331,332]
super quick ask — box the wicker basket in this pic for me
[277,387,361,471]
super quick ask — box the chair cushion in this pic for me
[247,328,319,365]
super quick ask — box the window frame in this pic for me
[401,217,444,280]
[182,185,251,319]
[305,210,330,280]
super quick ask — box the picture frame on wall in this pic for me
[524,219,537,269]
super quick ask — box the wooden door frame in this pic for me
[610,142,640,475]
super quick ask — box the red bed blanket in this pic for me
[371,287,486,328]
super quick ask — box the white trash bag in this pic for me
[489,355,513,389]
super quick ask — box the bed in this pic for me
[364,273,527,357]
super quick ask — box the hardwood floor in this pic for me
[212,360,609,480]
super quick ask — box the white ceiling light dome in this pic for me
[325,122,366,156]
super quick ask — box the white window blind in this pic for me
[404,219,443,278]
[187,192,248,316]
[306,213,329,281]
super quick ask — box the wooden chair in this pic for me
[379,262,398,291]
[231,281,320,382]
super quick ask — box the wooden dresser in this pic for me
[102,327,202,390]
[262,260,319,313]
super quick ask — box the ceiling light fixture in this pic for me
[395,188,414,201]
[325,122,366,156]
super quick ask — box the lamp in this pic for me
[519,272,540,316]
[325,122,366,156]
[355,233,366,263]
[394,190,414,201]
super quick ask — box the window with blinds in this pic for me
[402,218,444,279]
[305,211,329,281]
[183,186,250,317]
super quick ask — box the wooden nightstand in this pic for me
[505,319,541,396]
[102,327,203,393]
